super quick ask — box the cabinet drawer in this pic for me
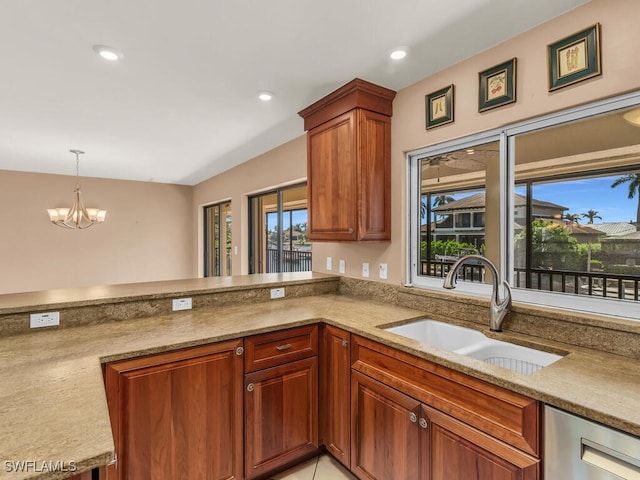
[352,335,540,456]
[245,325,318,372]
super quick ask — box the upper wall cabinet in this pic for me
[299,78,396,242]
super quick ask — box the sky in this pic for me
[523,174,638,224]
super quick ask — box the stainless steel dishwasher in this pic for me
[545,405,640,479]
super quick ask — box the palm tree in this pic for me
[432,194,454,208]
[611,174,640,225]
[582,209,602,224]
[563,212,581,224]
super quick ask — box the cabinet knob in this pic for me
[348,227,354,235]
[419,418,429,429]
[409,412,417,423]
[276,343,292,351]
[235,346,244,356]
[341,339,348,348]
[247,383,255,392]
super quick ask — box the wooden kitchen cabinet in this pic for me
[320,325,351,468]
[351,335,541,480]
[67,472,92,480]
[298,78,396,242]
[423,405,538,480]
[244,326,319,480]
[351,370,421,480]
[103,340,244,480]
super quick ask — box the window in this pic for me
[408,91,640,319]
[413,140,497,280]
[203,201,232,277]
[249,184,312,274]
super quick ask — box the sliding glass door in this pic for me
[249,184,311,274]
[204,201,232,277]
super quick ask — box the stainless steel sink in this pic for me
[383,319,562,374]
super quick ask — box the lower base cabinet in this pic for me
[100,324,541,480]
[351,370,421,480]
[244,357,319,479]
[244,327,319,480]
[351,371,538,480]
[424,405,539,480]
[320,325,351,469]
[103,340,244,480]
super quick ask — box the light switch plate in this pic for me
[326,256,333,271]
[172,298,193,311]
[362,262,370,278]
[339,259,346,274]
[379,263,388,279]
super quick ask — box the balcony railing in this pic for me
[420,259,485,282]
[513,268,640,301]
[266,248,312,273]
[421,259,640,301]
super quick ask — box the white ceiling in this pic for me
[0,0,590,186]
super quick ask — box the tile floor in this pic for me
[269,454,357,480]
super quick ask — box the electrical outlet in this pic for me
[339,259,346,274]
[270,287,285,299]
[172,298,193,311]
[326,256,333,271]
[30,312,60,328]
[362,262,370,278]
[379,263,388,279]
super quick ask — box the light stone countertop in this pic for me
[1,290,640,479]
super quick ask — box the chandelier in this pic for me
[47,149,107,229]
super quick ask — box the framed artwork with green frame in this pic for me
[547,23,601,91]
[478,58,517,112]
[425,84,454,130]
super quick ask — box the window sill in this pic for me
[410,277,640,323]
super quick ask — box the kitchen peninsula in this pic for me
[1,272,639,479]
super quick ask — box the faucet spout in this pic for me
[442,255,512,332]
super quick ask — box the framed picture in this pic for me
[478,58,516,112]
[425,84,454,130]
[547,23,601,91]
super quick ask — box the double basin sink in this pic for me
[383,319,562,375]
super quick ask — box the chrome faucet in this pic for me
[443,255,512,332]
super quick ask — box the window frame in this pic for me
[407,89,640,321]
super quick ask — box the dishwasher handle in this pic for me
[582,438,640,479]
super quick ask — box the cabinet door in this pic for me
[351,371,421,480]
[244,357,319,480]
[356,109,391,241]
[104,340,244,480]
[320,325,351,468]
[422,405,539,480]
[307,111,358,241]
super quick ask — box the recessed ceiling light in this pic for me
[258,91,274,102]
[92,45,123,61]
[389,47,408,60]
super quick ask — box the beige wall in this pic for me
[193,136,307,276]
[0,170,194,294]
[197,0,639,286]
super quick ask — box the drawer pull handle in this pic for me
[276,343,292,351]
